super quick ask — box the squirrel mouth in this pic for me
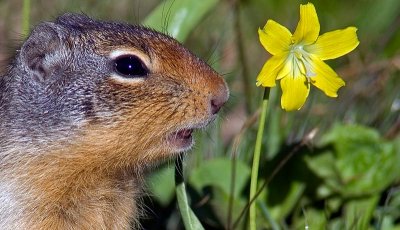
[167,128,195,152]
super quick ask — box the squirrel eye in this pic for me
[114,55,148,78]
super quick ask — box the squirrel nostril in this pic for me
[210,81,229,115]
[211,99,221,114]
[210,93,228,115]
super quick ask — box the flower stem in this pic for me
[249,87,270,230]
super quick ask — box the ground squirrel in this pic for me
[0,13,228,229]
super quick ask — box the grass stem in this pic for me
[22,0,30,37]
[249,87,270,230]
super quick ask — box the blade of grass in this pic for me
[233,0,252,113]
[257,200,280,230]
[22,0,30,37]
[143,0,219,42]
[228,108,260,229]
[175,157,205,230]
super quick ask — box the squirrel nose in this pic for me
[211,98,223,114]
[210,86,229,115]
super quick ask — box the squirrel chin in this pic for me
[167,128,194,152]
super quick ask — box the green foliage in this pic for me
[22,0,30,37]
[148,124,400,229]
[189,158,250,228]
[300,124,400,229]
[143,0,219,42]
[307,124,399,198]
[147,166,175,206]
[176,176,205,230]
[189,158,250,197]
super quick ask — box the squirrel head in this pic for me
[3,13,228,168]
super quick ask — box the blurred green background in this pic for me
[1,0,399,229]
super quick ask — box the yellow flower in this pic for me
[256,2,359,111]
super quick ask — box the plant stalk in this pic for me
[22,0,30,37]
[249,87,270,230]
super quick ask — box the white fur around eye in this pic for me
[109,73,145,83]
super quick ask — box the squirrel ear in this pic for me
[20,22,66,82]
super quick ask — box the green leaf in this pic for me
[305,151,341,198]
[143,0,219,42]
[344,195,379,229]
[257,201,280,230]
[185,158,250,229]
[189,158,251,197]
[302,208,328,230]
[377,184,400,227]
[147,165,175,206]
[307,124,400,197]
[269,181,306,221]
[208,186,248,229]
[176,181,205,230]
[175,157,204,230]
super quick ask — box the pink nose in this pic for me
[211,98,223,114]
[210,84,229,114]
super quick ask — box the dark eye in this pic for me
[114,55,148,78]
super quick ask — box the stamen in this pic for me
[302,56,316,78]
[290,44,316,78]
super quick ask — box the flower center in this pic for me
[289,44,315,79]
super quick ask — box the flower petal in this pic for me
[259,20,292,56]
[309,55,345,97]
[256,55,286,87]
[276,55,292,80]
[280,74,310,111]
[293,3,320,45]
[307,27,360,60]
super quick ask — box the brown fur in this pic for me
[0,14,228,229]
